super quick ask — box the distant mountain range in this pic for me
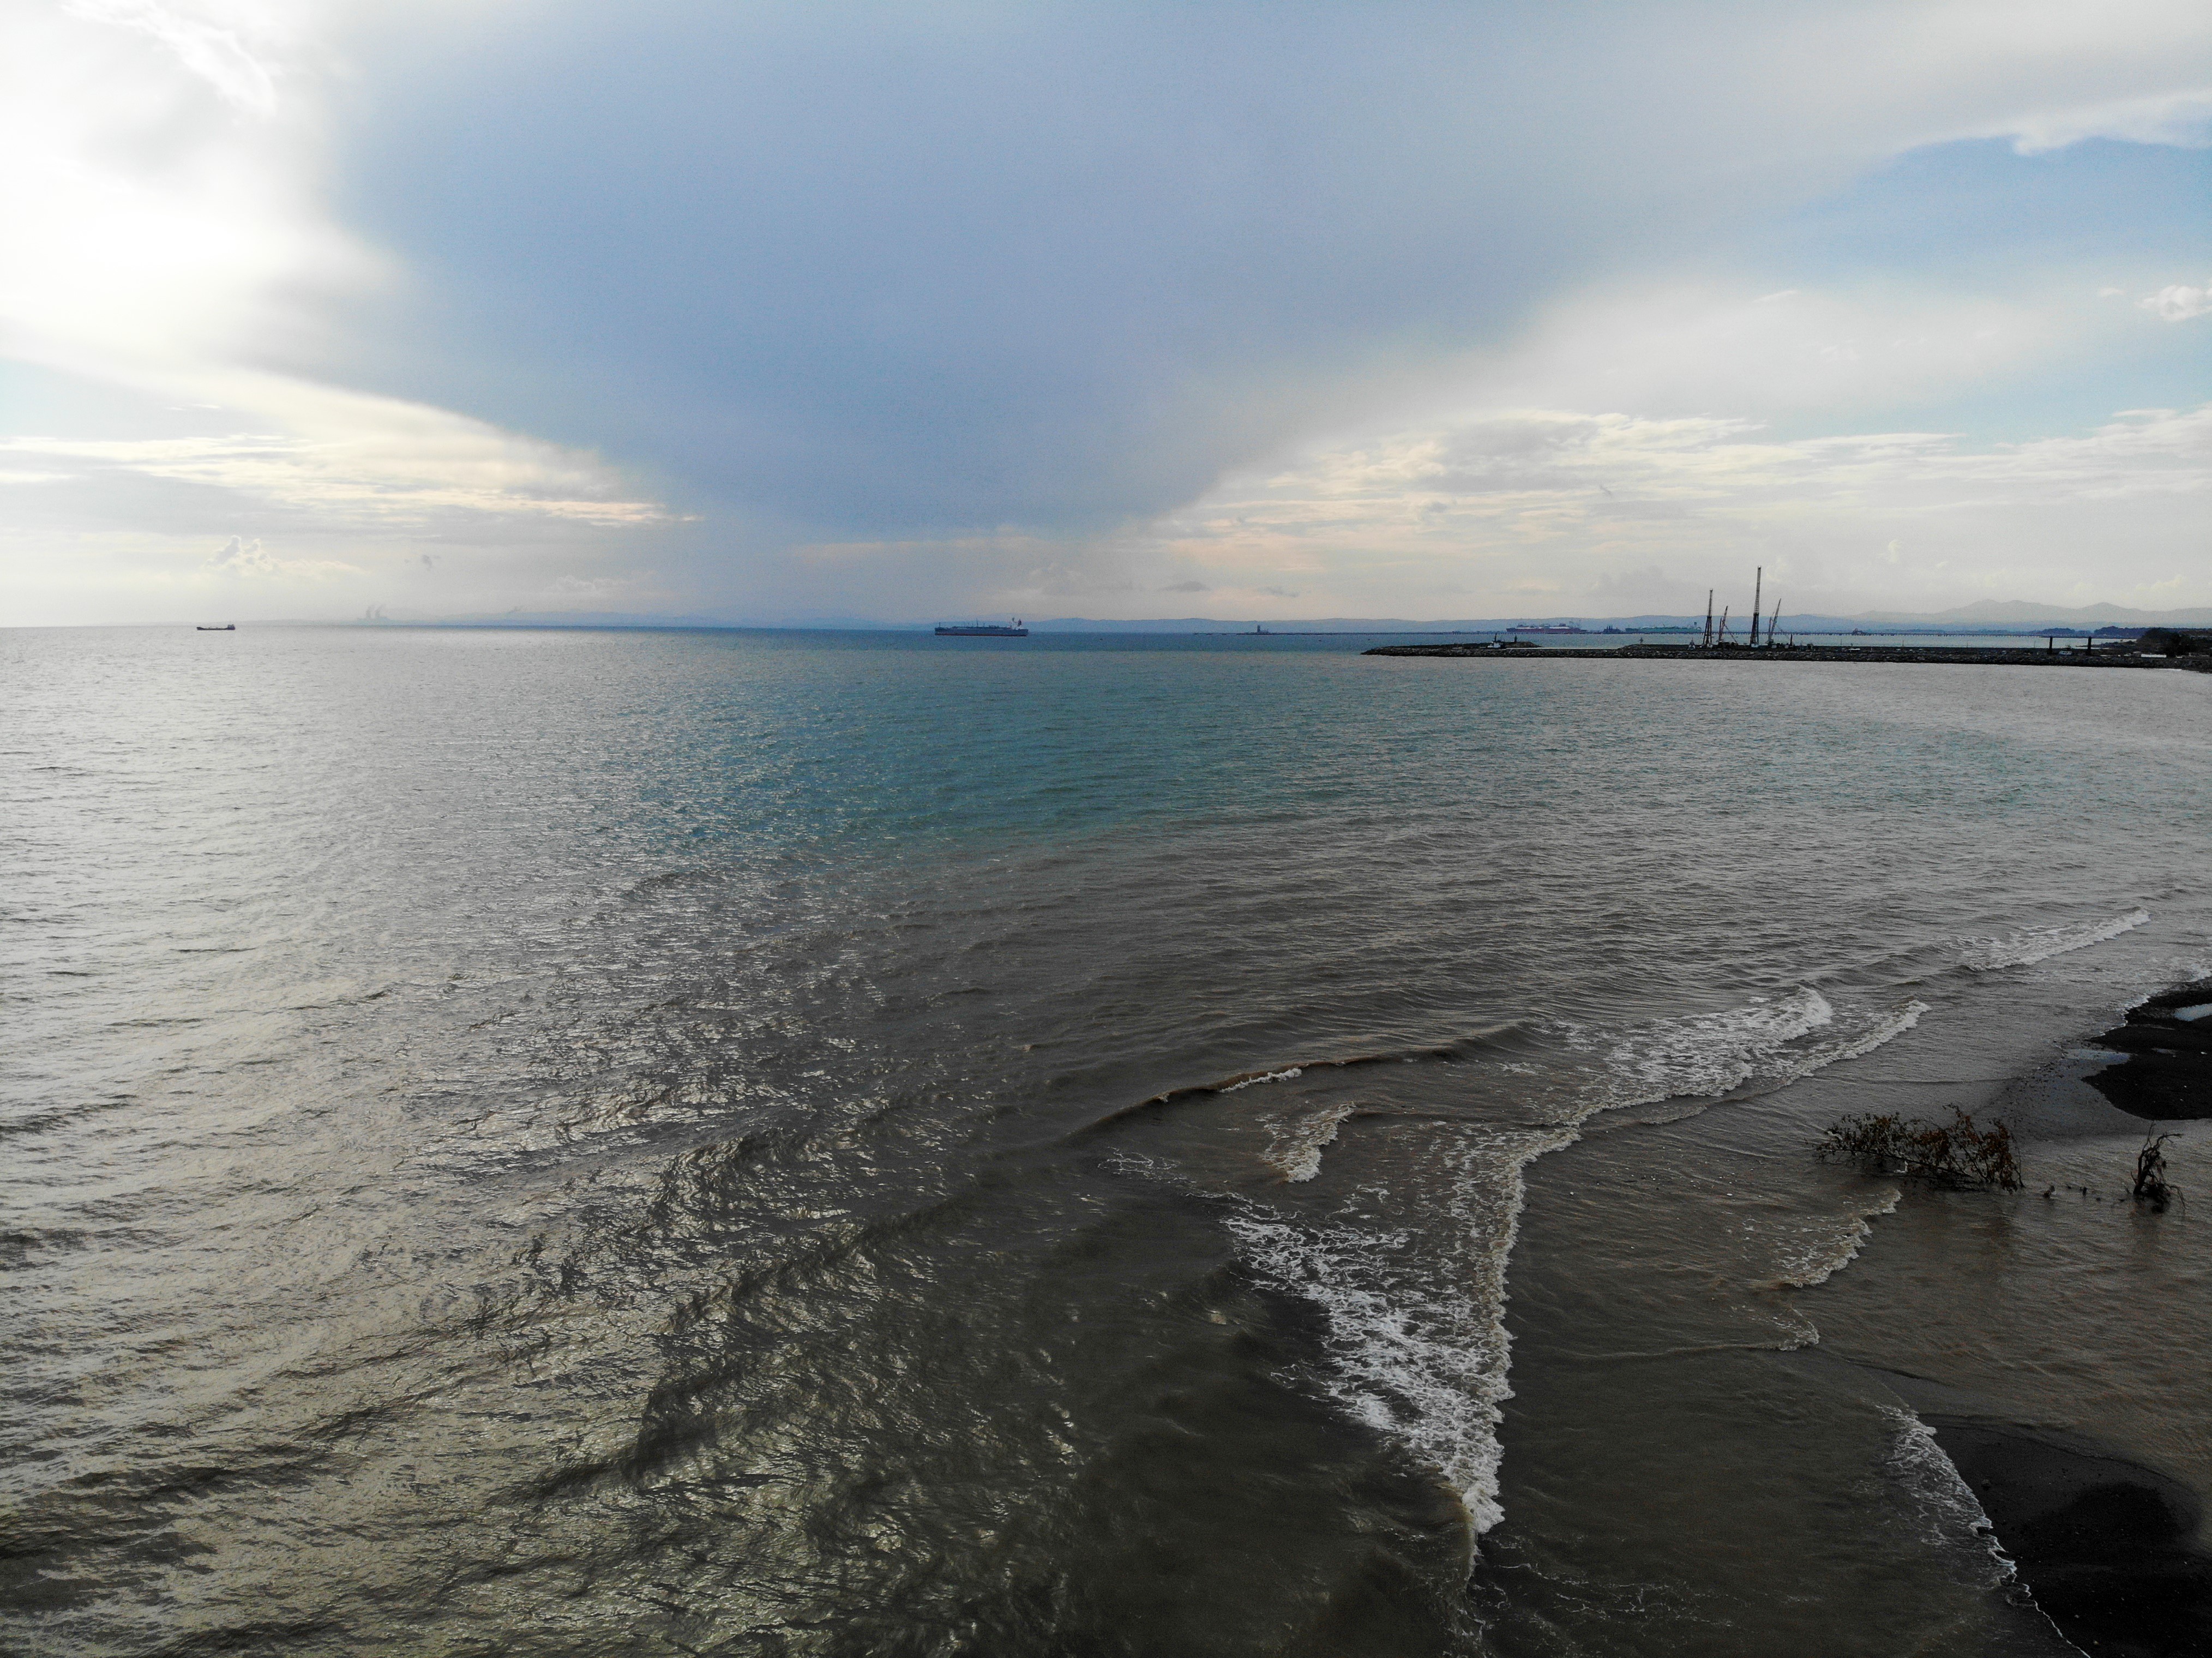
[303,602,2212,633]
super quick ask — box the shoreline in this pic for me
[1365,642,2212,670]
[1831,970,2212,1655]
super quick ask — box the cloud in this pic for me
[1989,85,2212,154]
[1158,580,1211,593]
[0,362,672,562]
[9,0,2212,623]
[1121,401,2212,614]
[0,0,674,623]
[200,533,353,579]
[321,1,2212,544]
[63,0,279,117]
[2141,283,2212,321]
[1,411,665,531]
[2,0,368,371]
[205,533,273,573]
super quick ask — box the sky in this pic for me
[3,0,2210,626]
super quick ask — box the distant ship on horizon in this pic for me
[935,618,1029,637]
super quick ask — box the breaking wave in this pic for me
[1211,985,1935,1539]
[1260,1103,1355,1182]
[1222,1067,1303,1094]
[1789,999,1930,1080]
[1881,1410,2015,1588]
[1597,989,1926,1112]
[1964,908,2149,971]
[1601,986,1835,1106]
[1224,1130,1569,1536]
[1765,1188,1900,1290]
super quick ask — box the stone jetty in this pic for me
[1363,641,2212,671]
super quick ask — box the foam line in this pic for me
[1964,908,2149,971]
[1882,1409,2016,1588]
[1260,1102,1354,1181]
[1765,1188,1900,1290]
[1225,1128,1572,1536]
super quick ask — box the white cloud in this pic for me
[2141,283,2212,321]
[62,0,280,117]
[204,532,274,573]
[0,0,362,370]
[1111,402,2212,616]
[0,376,670,533]
[1989,85,2212,154]
[1423,282,2061,426]
[0,0,669,615]
[200,533,354,579]
[10,0,2212,624]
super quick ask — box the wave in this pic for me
[1787,999,1928,1078]
[1224,1129,1570,1536]
[1764,1188,1899,1290]
[1881,1409,2015,1588]
[1597,989,1927,1113]
[1222,1067,1303,1094]
[1228,1209,1511,1531]
[1599,986,1834,1107]
[1127,987,1933,1542]
[1963,908,2149,971]
[1260,1103,1354,1182]
[1074,1044,1465,1136]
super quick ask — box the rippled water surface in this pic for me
[4,626,2209,1655]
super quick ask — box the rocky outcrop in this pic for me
[2084,978,2212,1120]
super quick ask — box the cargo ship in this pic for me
[934,619,1029,637]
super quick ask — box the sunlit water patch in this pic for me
[5,627,2210,1656]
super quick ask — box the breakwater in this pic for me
[1365,642,2212,671]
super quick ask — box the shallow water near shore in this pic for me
[4,626,2210,1655]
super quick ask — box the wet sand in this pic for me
[1930,1419,2212,1658]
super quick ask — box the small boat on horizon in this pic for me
[196,623,236,632]
[935,618,1029,637]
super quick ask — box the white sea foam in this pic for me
[1964,907,2149,971]
[1788,999,1928,1078]
[1596,989,1927,1113]
[1600,987,1834,1107]
[1261,1103,1355,1182]
[1881,1409,2014,1587]
[1221,1067,1302,1093]
[1225,1129,1570,1535]
[1768,1188,1899,1289]
[1217,985,1930,1545]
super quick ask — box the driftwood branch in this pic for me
[1816,1109,2023,1191]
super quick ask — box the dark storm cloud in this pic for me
[318,2,1884,541]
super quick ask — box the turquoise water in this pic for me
[4,626,2209,1654]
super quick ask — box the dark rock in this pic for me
[1930,1420,2212,1657]
[2085,978,2212,1120]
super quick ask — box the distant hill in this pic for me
[275,603,2212,634]
[1855,602,2212,627]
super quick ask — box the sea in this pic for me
[4,624,2208,1657]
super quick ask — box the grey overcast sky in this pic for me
[5,0,2210,624]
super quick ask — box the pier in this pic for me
[1364,641,2212,671]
